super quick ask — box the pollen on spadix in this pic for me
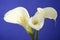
[32,20,38,25]
[20,16,25,22]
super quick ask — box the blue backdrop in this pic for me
[0,0,60,40]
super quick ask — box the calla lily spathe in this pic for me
[4,7,33,34]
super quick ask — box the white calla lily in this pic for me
[28,8,44,30]
[28,7,57,30]
[4,7,33,34]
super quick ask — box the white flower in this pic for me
[4,7,33,34]
[28,7,57,30]
[28,8,45,30]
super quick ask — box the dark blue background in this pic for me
[0,0,60,40]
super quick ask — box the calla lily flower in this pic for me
[28,7,57,30]
[4,7,33,34]
[28,8,45,30]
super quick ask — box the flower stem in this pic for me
[35,30,38,40]
[29,33,34,40]
[31,34,34,40]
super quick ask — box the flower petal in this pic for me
[4,7,30,24]
[37,8,47,18]
[28,10,44,30]
[43,7,57,20]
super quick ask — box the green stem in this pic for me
[35,30,38,40]
[31,34,34,40]
[29,33,34,40]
